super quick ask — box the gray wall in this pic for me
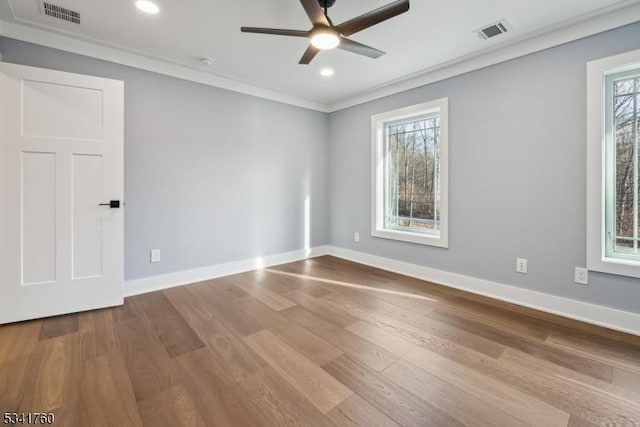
[0,37,329,281]
[328,22,640,314]
[2,22,640,313]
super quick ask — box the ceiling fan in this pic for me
[241,0,410,64]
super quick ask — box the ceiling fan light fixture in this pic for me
[310,29,340,50]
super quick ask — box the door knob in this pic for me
[99,200,120,208]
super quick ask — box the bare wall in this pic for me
[0,37,329,281]
[328,22,640,314]
[2,22,640,314]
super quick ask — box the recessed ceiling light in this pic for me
[320,68,334,77]
[135,0,159,14]
[199,58,214,66]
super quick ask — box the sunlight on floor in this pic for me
[264,268,438,302]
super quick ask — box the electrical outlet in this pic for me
[150,249,161,263]
[575,267,588,285]
[354,232,360,242]
[516,258,528,274]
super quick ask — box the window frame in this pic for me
[587,48,640,278]
[371,98,449,248]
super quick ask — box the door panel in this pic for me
[22,151,57,285]
[72,154,104,279]
[22,79,104,140]
[0,62,124,324]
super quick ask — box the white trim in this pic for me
[328,2,640,112]
[0,2,639,112]
[371,229,447,248]
[124,246,330,297]
[371,98,449,248]
[587,48,640,278]
[122,243,640,335]
[0,20,329,112]
[327,246,640,337]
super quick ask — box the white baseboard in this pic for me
[124,246,330,297]
[123,243,640,336]
[327,246,640,337]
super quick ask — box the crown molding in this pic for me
[327,2,640,112]
[1,2,639,113]
[0,19,330,112]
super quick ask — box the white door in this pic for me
[0,62,124,324]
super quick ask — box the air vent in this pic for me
[475,19,511,40]
[42,2,81,24]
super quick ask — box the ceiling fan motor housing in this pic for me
[318,0,336,8]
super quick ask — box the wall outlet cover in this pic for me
[516,258,528,274]
[575,267,589,285]
[150,249,161,263]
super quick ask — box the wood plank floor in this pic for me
[1,256,640,426]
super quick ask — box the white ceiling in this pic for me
[0,0,639,109]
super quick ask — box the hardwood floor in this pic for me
[1,256,639,426]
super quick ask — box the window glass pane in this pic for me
[637,82,640,241]
[615,79,635,96]
[615,122,633,239]
[384,117,440,234]
[615,238,635,253]
[613,77,639,255]
[615,94,634,124]
[638,83,640,241]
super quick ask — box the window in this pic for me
[371,98,449,247]
[587,49,640,278]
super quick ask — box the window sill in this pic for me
[587,255,640,279]
[372,228,448,248]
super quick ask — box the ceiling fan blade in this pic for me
[299,0,330,26]
[299,44,320,64]
[241,27,310,37]
[336,0,409,37]
[338,37,385,58]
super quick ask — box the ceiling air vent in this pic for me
[476,20,511,40]
[42,2,81,24]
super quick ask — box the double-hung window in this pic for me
[371,98,449,248]
[587,49,640,277]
